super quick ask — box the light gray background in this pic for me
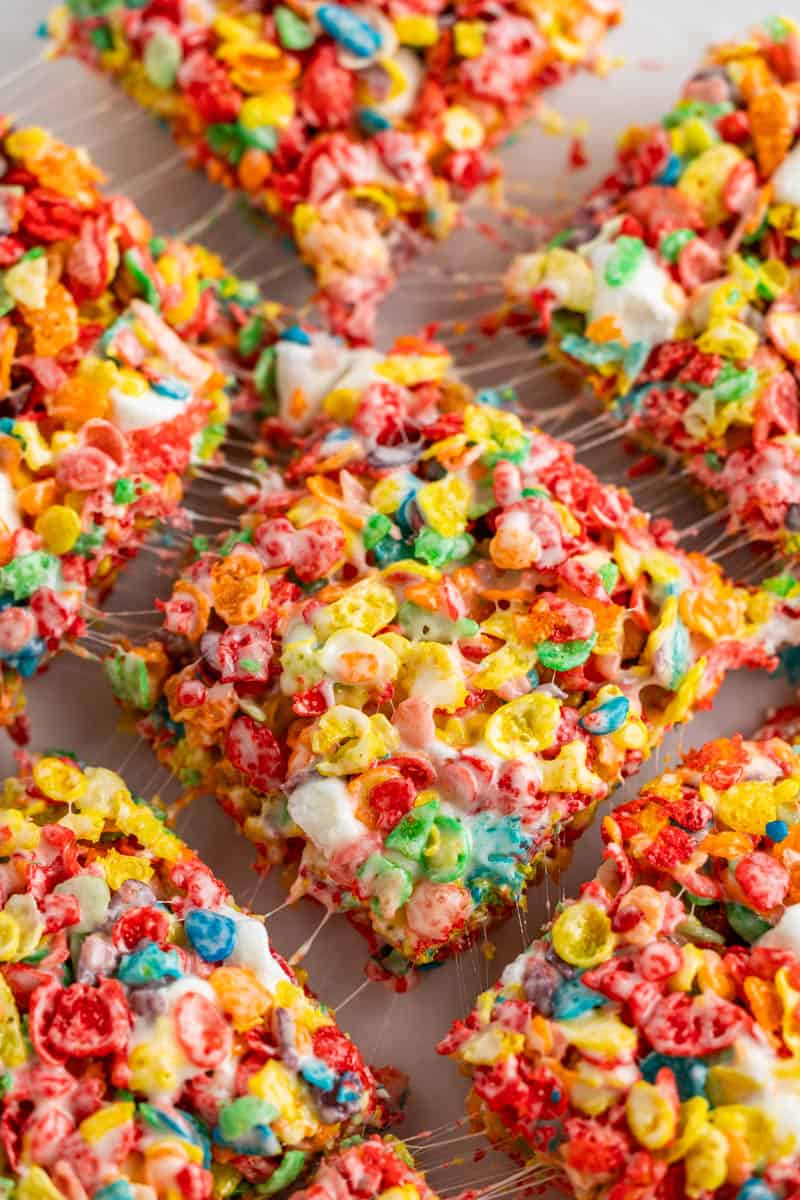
[0,3,792,1195]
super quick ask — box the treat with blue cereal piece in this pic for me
[105,332,800,984]
[0,751,395,1200]
[501,19,800,562]
[49,0,622,342]
[0,117,286,744]
[439,732,800,1198]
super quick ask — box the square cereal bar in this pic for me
[503,19,800,558]
[105,332,800,981]
[0,119,281,740]
[0,751,390,1199]
[439,729,800,1197]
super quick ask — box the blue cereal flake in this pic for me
[560,333,625,369]
[184,908,237,963]
[280,324,312,345]
[656,153,683,185]
[152,376,192,400]
[737,1181,778,1200]
[560,333,647,383]
[94,1185,135,1200]
[552,976,606,1020]
[139,1104,211,1167]
[779,643,800,685]
[766,819,789,842]
[467,813,532,894]
[317,5,382,57]
[336,1071,363,1106]
[651,614,691,691]
[622,340,649,380]
[0,636,47,678]
[117,941,183,985]
[612,381,655,418]
[322,427,359,449]
[300,1056,337,1093]
[358,108,392,134]
[579,693,630,736]
[476,386,517,408]
[640,1051,708,1101]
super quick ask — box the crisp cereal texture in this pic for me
[502,18,800,558]
[49,0,621,342]
[288,1135,441,1199]
[0,753,395,1200]
[104,330,800,982]
[0,119,285,742]
[439,733,800,1199]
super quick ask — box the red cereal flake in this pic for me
[173,991,233,1069]
[30,978,131,1063]
[112,906,170,951]
[225,714,286,792]
[369,777,416,832]
[734,851,790,912]
[643,825,695,871]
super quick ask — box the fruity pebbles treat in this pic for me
[0,118,283,742]
[49,0,622,343]
[0,751,390,1200]
[105,330,800,982]
[288,1135,442,1200]
[503,18,800,558]
[439,731,800,1199]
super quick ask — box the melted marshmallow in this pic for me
[773,142,800,208]
[587,241,684,348]
[318,629,398,686]
[758,606,800,656]
[372,50,423,120]
[277,338,381,432]
[110,386,192,433]
[499,953,528,989]
[332,347,383,394]
[288,776,369,854]
[726,1036,800,1150]
[129,975,220,1103]
[756,902,800,955]
[0,471,21,531]
[221,905,291,993]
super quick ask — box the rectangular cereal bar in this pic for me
[105,331,800,983]
[439,727,800,1197]
[49,0,621,341]
[0,751,391,1199]
[502,18,800,558]
[0,119,281,741]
